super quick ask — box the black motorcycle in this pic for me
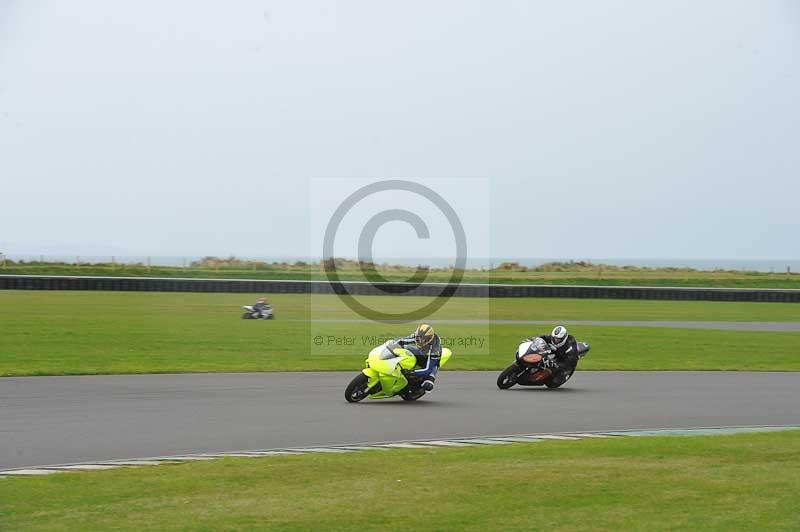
[496,338,589,389]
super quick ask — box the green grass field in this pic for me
[4,259,800,288]
[1,290,799,375]
[2,430,798,531]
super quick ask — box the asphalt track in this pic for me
[2,371,798,470]
[310,319,800,332]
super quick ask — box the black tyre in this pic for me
[497,364,520,389]
[345,373,371,403]
[400,388,426,401]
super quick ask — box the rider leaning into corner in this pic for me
[530,325,580,387]
[387,324,442,392]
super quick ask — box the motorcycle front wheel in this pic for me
[497,364,520,389]
[345,373,371,403]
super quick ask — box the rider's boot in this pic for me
[402,371,434,391]
[421,376,435,391]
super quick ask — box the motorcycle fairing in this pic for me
[440,348,452,367]
[517,341,533,357]
[361,346,417,399]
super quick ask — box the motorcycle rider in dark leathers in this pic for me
[529,325,579,386]
[252,297,270,318]
[387,323,442,392]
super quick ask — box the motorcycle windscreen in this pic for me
[516,341,534,358]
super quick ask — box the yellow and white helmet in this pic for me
[415,323,435,348]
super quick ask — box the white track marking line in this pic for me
[0,469,66,476]
[416,441,475,447]
[486,437,545,443]
[3,425,795,478]
[524,435,580,441]
[283,448,355,454]
[373,443,441,449]
[150,456,217,462]
[195,453,270,458]
[98,461,165,466]
[330,446,392,451]
[235,451,304,456]
[44,464,120,471]
[451,439,513,445]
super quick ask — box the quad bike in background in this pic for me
[241,304,274,320]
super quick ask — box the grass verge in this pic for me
[4,260,800,288]
[2,291,800,375]
[1,430,798,531]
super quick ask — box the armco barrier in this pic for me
[1,275,800,302]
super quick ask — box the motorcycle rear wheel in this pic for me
[497,364,520,389]
[345,373,370,403]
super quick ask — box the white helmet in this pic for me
[551,326,568,349]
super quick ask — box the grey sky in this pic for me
[1,1,798,261]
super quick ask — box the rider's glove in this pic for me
[542,357,557,370]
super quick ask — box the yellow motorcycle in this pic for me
[345,342,453,402]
